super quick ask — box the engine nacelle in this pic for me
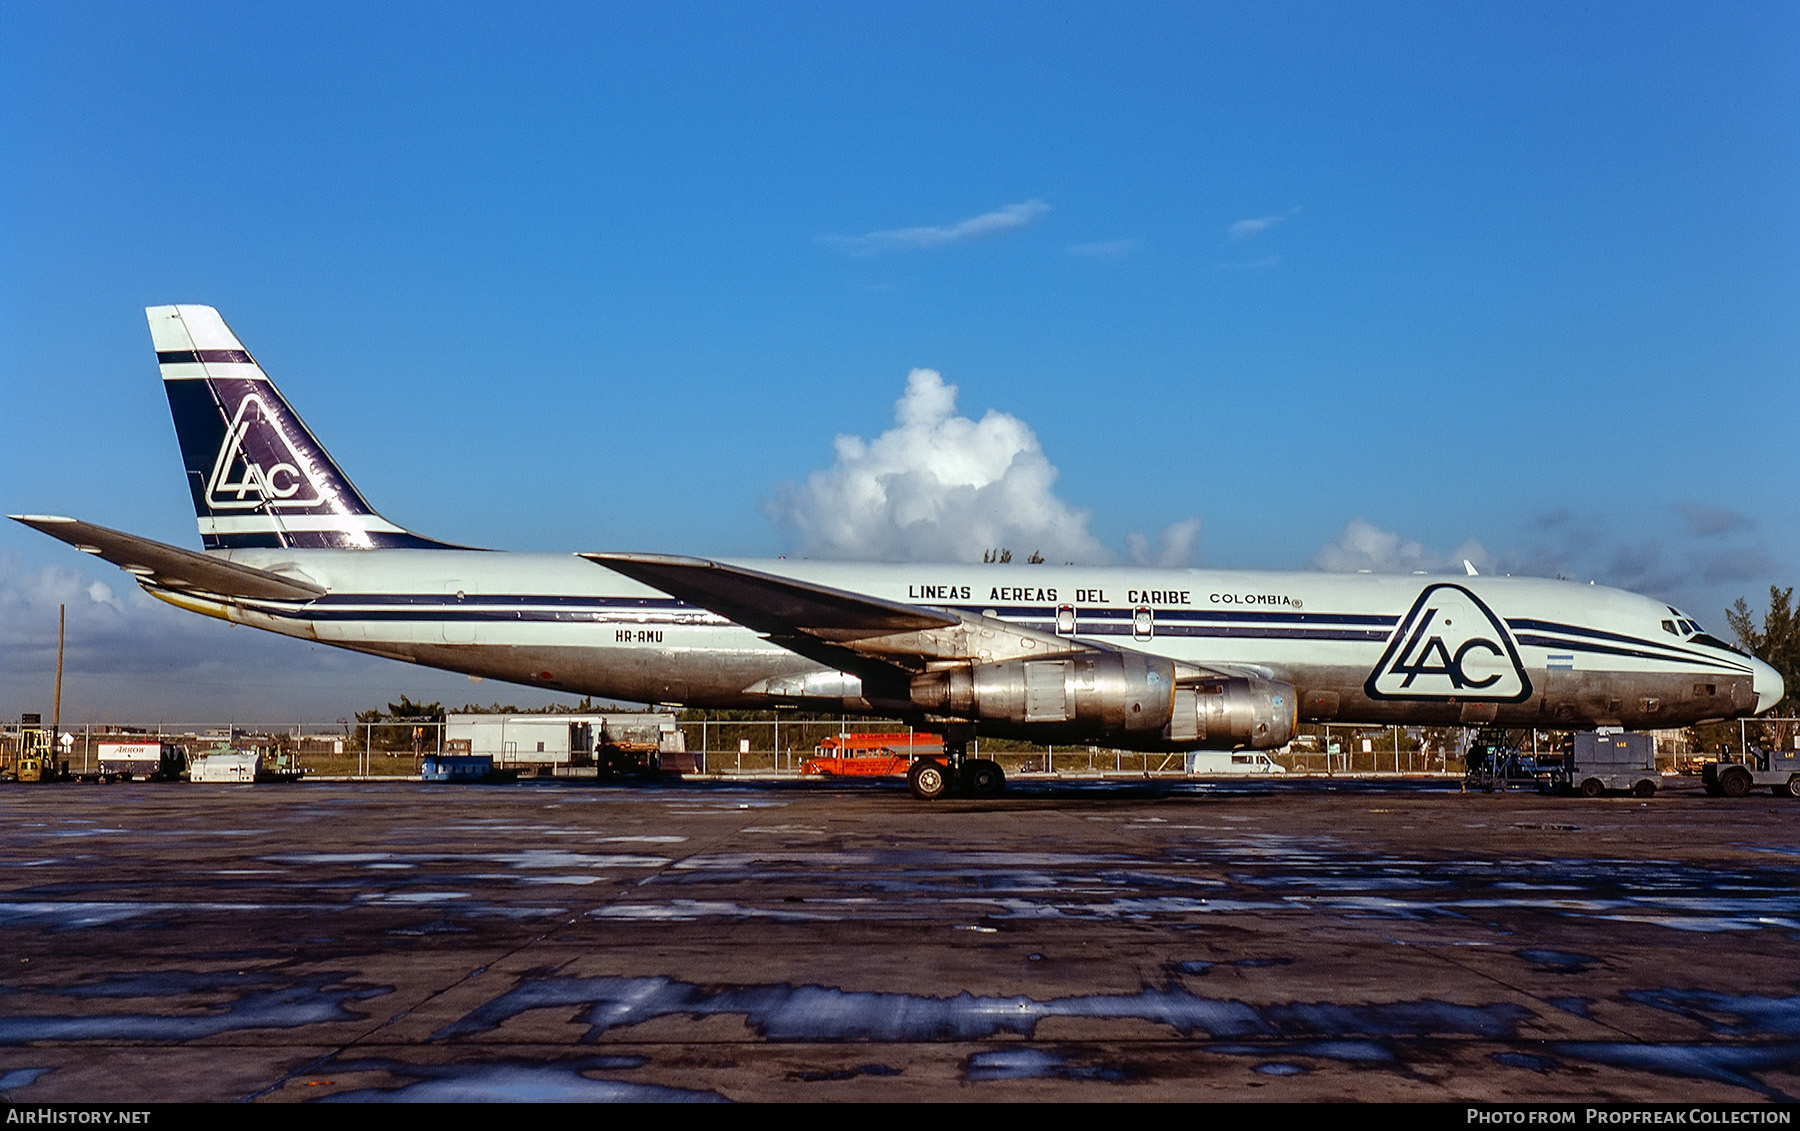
[910,653,1176,737]
[1172,676,1297,750]
[911,658,1296,750]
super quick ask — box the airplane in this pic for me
[11,305,1785,799]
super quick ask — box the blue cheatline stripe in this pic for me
[267,608,726,625]
[310,593,689,608]
[1507,617,1719,659]
[239,602,1387,640]
[223,590,1402,641]
[1513,634,1748,672]
[1070,623,1387,641]
[157,349,256,365]
[955,604,1396,626]
[303,592,1394,624]
[1508,616,1752,670]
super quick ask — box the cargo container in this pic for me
[1540,732,1662,798]
[189,751,260,783]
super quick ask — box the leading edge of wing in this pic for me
[580,552,960,640]
[10,515,327,601]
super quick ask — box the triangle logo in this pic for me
[204,392,327,511]
[1365,583,1532,703]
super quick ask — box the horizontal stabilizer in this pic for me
[10,515,326,601]
[581,553,960,640]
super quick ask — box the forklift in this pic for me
[8,713,69,783]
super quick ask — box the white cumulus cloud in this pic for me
[769,369,1197,565]
[823,200,1051,255]
[1311,518,1491,575]
[1228,216,1281,240]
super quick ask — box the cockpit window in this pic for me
[1662,619,1678,635]
[1691,633,1748,656]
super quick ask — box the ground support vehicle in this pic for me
[1702,746,1800,798]
[7,722,71,783]
[1185,751,1288,776]
[1539,732,1662,798]
[802,732,944,778]
[420,754,515,783]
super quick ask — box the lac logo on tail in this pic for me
[205,392,327,510]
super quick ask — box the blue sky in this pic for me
[2,2,1796,720]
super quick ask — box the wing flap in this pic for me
[10,515,326,601]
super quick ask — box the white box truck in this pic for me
[95,740,186,781]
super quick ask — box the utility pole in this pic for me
[53,605,65,749]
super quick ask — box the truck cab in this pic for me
[1703,746,1800,798]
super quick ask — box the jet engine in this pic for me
[909,654,1296,750]
[1175,676,1296,750]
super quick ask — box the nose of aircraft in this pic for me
[1752,656,1786,714]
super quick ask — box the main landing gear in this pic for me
[906,733,1006,800]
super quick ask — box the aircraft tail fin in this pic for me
[150,305,462,550]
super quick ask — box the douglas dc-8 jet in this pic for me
[13,306,1784,798]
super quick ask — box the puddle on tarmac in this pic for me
[0,970,389,1044]
[1625,989,1800,1037]
[1545,1041,1800,1100]
[1492,1051,1562,1073]
[0,1068,53,1095]
[964,1047,1129,1081]
[316,1058,725,1103]
[1516,949,1600,974]
[433,973,1531,1045]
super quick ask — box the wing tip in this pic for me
[580,551,719,569]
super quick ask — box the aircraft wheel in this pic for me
[962,759,1005,798]
[1632,780,1657,799]
[908,759,950,801]
[1578,778,1604,799]
[1720,770,1752,798]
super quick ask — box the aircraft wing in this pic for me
[582,551,1257,681]
[9,515,327,601]
[580,552,960,641]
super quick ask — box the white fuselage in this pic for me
[150,549,1779,737]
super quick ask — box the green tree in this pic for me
[1726,586,1797,717]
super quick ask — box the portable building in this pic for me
[444,713,683,772]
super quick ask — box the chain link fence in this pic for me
[3,716,1792,780]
